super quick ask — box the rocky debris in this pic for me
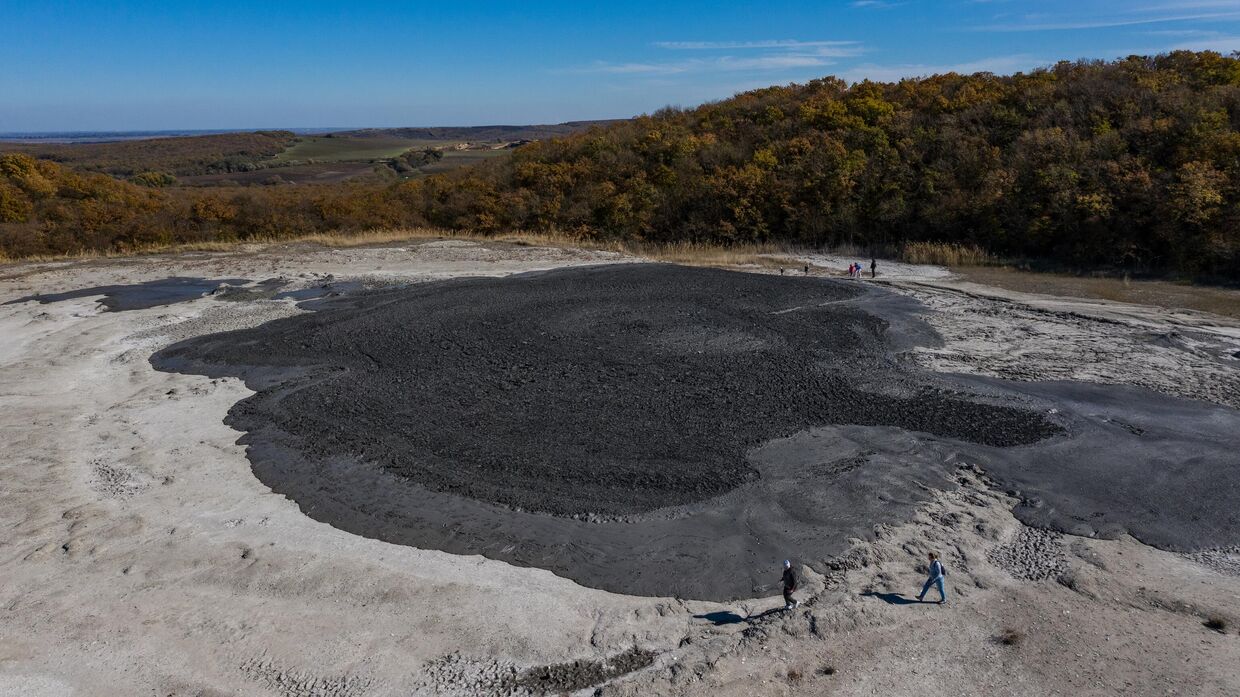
[504,647,656,694]
[238,657,371,697]
[127,301,304,347]
[418,653,526,697]
[988,526,1068,581]
[899,283,1240,410]
[419,648,656,696]
[1182,546,1240,577]
[88,458,149,499]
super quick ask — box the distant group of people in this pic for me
[847,258,878,279]
[779,551,945,612]
[779,259,878,279]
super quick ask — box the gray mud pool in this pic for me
[6,277,251,311]
[4,276,369,311]
[152,264,1240,601]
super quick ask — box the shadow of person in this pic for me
[693,611,748,625]
[694,606,787,626]
[861,591,920,605]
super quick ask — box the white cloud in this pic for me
[566,54,841,76]
[653,40,860,52]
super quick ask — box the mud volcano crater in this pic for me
[155,264,1057,517]
[153,264,1240,599]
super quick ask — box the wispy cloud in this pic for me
[653,40,859,52]
[1142,1,1240,9]
[850,0,903,8]
[1142,28,1221,37]
[565,38,863,76]
[974,1,1240,32]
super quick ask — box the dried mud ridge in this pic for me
[419,647,655,696]
[153,264,1240,600]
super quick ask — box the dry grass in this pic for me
[0,238,270,266]
[901,241,997,267]
[0,225,804,270]
[616,240,803,269]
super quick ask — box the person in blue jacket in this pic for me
[917,551,946,604]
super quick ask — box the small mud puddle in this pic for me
[6,277,250,311]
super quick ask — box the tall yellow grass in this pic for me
[0,226,803,269]
[899,241,996,267]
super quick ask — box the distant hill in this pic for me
[333,121,622,142]
[0,128,336,144]
[0,121,624,186]
[0,131,297,177]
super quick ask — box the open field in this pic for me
[274,135,433,162]
[0,121,603,189]
[416,148,511,174]
[176,161,382,186]
[2,240,1239,695]
[959,266,1240,321]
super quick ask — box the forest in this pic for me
[3,51,1240,278]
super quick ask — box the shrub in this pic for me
[996,628,1024,646]
[130,171,178,187]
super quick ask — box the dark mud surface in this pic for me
[6,277,249,311]
[153,264,1240,600]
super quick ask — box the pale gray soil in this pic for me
[1,241,1238,696]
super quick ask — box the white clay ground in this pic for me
[1,240,1237,696]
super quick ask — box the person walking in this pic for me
[782,559,799,610]
[870,258,877,279]
[917,552,946,604]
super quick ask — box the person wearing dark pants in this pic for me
[870,258,877,278]
[782,559,799,610]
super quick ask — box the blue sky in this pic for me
[3,1,1240,131]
